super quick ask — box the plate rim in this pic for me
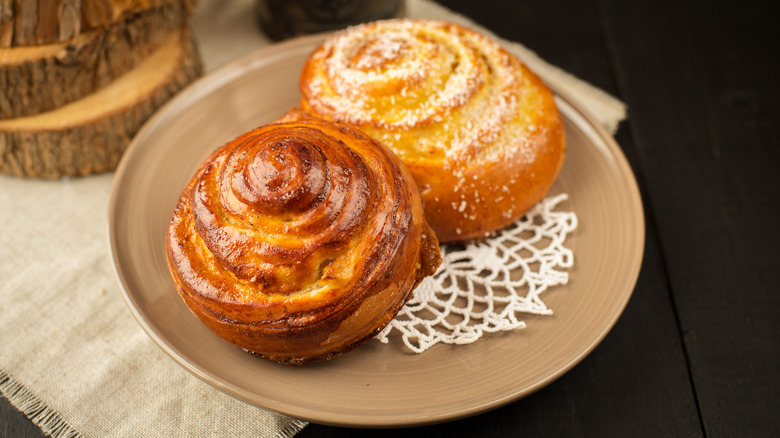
[108,33,645,427]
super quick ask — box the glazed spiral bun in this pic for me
[300,19,566,242]
[165,109,441,365]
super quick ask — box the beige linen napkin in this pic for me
[0,1,626,437]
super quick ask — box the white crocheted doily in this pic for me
[376,193,577,353]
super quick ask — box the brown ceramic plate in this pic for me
[108,35,644,427]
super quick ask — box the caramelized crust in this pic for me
[165,109,441,365]
[300,19,566,241]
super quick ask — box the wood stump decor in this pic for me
[0,0,202,178]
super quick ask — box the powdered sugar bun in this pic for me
[300,18,565,242]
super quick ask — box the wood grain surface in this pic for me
[2,0,777,436]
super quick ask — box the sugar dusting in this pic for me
[304,18,524,148]
[302,19,549,230]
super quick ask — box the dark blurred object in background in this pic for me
[257,0,405,40]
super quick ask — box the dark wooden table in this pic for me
[3,0,778,436]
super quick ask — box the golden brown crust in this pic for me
[165,109,441,365]
[299,18,566,242]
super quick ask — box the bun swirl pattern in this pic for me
[165,109,441,365]
[300,19,566,242]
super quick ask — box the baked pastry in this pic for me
[165,109,441,365]
[300,19,566,242]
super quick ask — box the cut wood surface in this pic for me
[0,0,196,47]
[0,27,202,178]
[0,0,193,119]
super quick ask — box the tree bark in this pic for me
[0,0,192,119]
[0,27,202,178]
[0,0,15,46]
[0,0,197,47]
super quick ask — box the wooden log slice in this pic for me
[0,0,192,119]
[0,27,202,178]
[80,0,195,33]
[0,0,197,47]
